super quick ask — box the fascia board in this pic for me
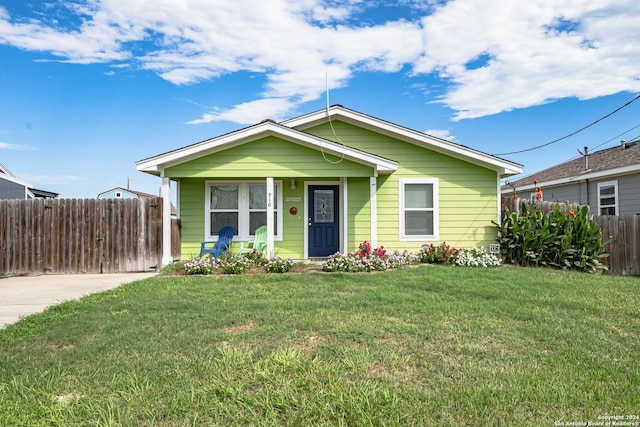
[136,121,397,174]
[510,163,640,191]
[0,173,32,188]
[283,107,522,176]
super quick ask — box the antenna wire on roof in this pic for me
[320,73,345,164]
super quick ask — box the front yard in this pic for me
[0,266,638,426]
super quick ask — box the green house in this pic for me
[136,106,522,264]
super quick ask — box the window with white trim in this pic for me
[598,181,618,215]
[205,181,281,240]
[400,178,439,241]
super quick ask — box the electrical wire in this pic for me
[492,93,640,156]
[520,124,640,173]
[321,73,346,164]
[589,123,640,151]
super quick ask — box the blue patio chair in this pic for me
[200,226,235,258]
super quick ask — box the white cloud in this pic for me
[18,173,83,186]
[425,129,456,142]
[187,97,296,125]
[1,0,639,123]
[0,141,36,150]
[415,0,640,119]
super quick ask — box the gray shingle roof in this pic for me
[507,141,640,188]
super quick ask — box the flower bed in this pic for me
[180,241,501,275]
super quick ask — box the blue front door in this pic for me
[308,185,340,257]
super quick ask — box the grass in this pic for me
[0,265,638,426]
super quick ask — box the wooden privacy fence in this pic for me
[501,196,582,216]
[0,198,180,275]
[594,215,640,276]
[501,197,640,276]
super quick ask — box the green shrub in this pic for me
[494,202,608,273]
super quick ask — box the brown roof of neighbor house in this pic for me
[506,140,640,188]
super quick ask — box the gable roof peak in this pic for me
[281,105,522,177]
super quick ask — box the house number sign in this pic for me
[268,192,272,208]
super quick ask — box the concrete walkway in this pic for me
[0,272,157,329]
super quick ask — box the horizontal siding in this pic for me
[346,178,370,251]
[166,136,373,178]
[618,174,640,215]
[536,175,640,216]
[175,119,503,257]
[0,179,26,199]
[179,179,206,258]
[538,182,586,205]
[178,177,310,259]
[278,181,305,258]
[310,121,499,251]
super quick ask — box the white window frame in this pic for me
[205,180,282,241]
[597,180,618,216]
[399,178,439,241]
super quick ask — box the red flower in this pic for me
[569,209,576,218]
[533,179,539,185]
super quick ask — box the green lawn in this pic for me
[0,266,638,426]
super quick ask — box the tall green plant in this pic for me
[493,202,608,273]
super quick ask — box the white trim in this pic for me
[496,173,502,225]
[341,177,348,255]
[266,177,275,258]
[0,169,32,188]
[161,177,172,266]
[204,180,283,241]
[597,180,618,216]
[369,176,378,248]
[304,180,342,259]
[509,163,640,193]
[282,106,522,177]
[399,178,439,241]
[136,120,397,176]
[175,181,181,219]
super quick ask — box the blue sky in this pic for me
[1,0,639,198]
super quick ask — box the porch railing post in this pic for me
[266,177,275,258]
[161,176,172,266]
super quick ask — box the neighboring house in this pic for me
[0,163,58,200]
[97,186,178,218]
[503,140,640,216]
[137,105,523,264]
[97,187,158,200]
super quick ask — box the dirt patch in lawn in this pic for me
[223,321,257,334]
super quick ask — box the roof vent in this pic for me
[583,146,588,171]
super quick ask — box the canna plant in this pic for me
[494,201,608,273]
